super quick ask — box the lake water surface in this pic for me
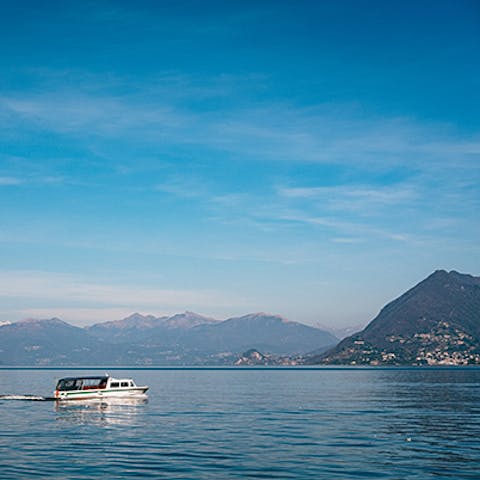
[1,367,479,479]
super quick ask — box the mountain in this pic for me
[316,322,366,340]
[0,312,337,365]
[182,313,338,355]
[163,311,217,329]
[235,348,270,366]
[86,311,215,343]
[86,311,337,357]
[234,348,301,366]
[0,318,111,365]
[313,270,480,365]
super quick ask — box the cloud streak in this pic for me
[0,176,23,186]
[2,72,479,175]
[278,184,419,211]
[0,270,242,323]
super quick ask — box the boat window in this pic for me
[121,382,129,387]
[82,378,106,390]
[56,377,109,391]
[110,382,120,388]
[129,381,134,387]
[56,379,82,391]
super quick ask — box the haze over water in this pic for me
[1,368,479,479]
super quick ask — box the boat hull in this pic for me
[55,386,148,401]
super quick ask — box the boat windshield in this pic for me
[56,377,108,391]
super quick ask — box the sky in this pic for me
[0,0,479,327]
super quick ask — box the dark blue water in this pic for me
[1,368,479,479]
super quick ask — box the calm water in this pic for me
[1,368,479,479]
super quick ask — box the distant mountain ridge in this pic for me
[175,313,338,355]
[0,312,337,366]
[87,311,217,343]
[314,270,480,365]
[3,269,477,366]
[0,317,112,365]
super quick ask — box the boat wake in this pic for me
[0,394,55,401]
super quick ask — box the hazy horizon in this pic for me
[1,1,478,328]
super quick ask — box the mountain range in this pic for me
[0,312,338,366]
[1,270,478,366]
[314,270,480,365]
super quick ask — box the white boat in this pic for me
[54,375,148,401]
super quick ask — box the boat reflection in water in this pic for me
[54,396,148,427]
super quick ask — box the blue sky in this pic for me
[0,0,479,327]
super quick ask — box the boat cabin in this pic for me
[55,376,138,392]
[54,375,148,400]
[56,376,108,391]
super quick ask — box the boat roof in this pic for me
[57,376,108,381]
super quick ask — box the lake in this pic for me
[1,367,479,479]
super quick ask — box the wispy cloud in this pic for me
[0,270,248,325]
[2,71,478,175]
[205,177,474,247]
[278,184,419,211]
[0,176,23,186]
[331,237,363,244]
[0,170,67,187]
[275,212,414,243]
[1,94,186,138]
[155,174,209,198]
[1,70,478,260]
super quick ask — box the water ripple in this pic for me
[1,368,480,478]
